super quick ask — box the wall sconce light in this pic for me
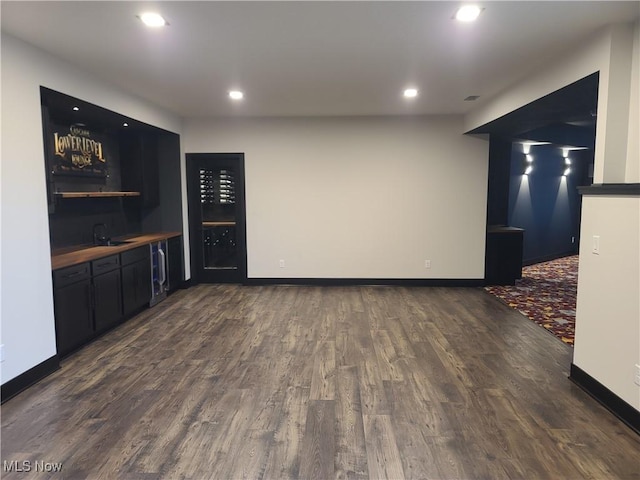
[563,167,571,176]
[524,153,533,175]
[523,144,531,154]
[565,157,571,165]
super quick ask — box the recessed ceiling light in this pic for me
[123,123,129,127]
[229,90,244,100]
[403,88,418,98]
[139,12,167,27]
[72,106,79,111]
[455,5,482,22]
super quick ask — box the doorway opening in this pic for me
[471,73,599,346]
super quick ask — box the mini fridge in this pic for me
[150,240,168,306]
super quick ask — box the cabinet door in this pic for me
[94,269,123,332]
[54,279,93,356]
[122,259,152,316]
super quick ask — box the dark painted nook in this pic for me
[41,87,183,250]
[39,87,185,370]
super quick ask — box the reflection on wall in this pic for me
[508,144,592,264]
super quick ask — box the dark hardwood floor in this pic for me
[2,285,639,479]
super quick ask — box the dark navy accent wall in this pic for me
[486,136,512,226]
[508,144,592,265]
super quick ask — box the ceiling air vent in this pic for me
[464,95,480,101]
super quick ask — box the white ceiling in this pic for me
[2,1,638,118]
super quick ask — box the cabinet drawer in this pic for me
[120,245,150,266]
[91,254,120,275]
[53,262,90,288]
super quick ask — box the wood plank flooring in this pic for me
[2,285,639,479]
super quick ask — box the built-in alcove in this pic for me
[40,87,183,250]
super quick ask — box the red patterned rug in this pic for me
[485,255,579,346]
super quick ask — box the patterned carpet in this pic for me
[485,255,579,346]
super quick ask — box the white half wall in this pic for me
[184,116,488,279]
[574,195,640,410]
[0,34,183,384]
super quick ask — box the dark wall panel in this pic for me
[486,136,512,226]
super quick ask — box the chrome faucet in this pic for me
[92,223,109,245]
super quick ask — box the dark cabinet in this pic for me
[120,133,160,208]
[54,254,124,356]
[91,255,122,332]
[167,235,183,291]
[485,226,524,285]
[53,264,93,356]
[121,246,152,316]
[52,242,162,356]
[187,154,246,284]
[93,269,123,332]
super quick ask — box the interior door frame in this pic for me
[186,153,247,284]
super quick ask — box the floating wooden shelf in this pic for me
[202,221,236,227]
[55,191,141,198]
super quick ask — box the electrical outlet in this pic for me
[635,364,640,387]
[425,260,431,269]
[571,236,575,244]
[279,259,285,268]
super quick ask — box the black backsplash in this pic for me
[47,126,142,249]
[49,197,142,248]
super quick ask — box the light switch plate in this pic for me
[592,235,600,255]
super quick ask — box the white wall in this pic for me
[464,24,610,135]
[625,22,640,183]
[465,22,638,185]
[0,34,183,384]
[465,21,640,412]
[574,196,640,409]
[185,116,488,279]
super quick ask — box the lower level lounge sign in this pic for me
[51,124,107,177]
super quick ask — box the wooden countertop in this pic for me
[51,232,181,270]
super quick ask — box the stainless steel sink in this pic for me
[103,240,134,246]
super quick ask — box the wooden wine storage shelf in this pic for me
[55,191,141,198]
[202,221,236,227]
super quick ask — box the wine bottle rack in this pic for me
[200,168,235,205]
